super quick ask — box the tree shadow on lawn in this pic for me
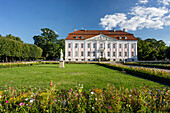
[34,65,60,68]
[96,64,170,86]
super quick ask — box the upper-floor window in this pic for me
[119,44,121,48]
[113,44,115,48]
[100,44,103,48]
[93,43,96,48]
[68,43,71,48]
[75,43,78,48]
[88,43,91,48]
[108,44,110,48]
[125,44,127,48]
[132,44,134,48]
[81,43,84,48]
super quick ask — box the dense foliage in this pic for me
[137,38,167,60]
[0,83,169,112]
[0,37,42,62]
[166,47,170,60]
[99,63,170,85]
[33,28,64,60]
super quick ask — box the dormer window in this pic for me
[81,36,84,39]
[119,36,122,39]
[75,36,78,39]
[124,36,127,39]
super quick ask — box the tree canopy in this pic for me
[33,28,64,60]
[137,38,167,60]
[0,36,42,62]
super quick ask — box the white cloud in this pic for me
[100,0,170,31]
[138,0,148,4]
[100,13,127,30]
[168,41,170,43]
[163,15,170,26]
[158,0,170,5]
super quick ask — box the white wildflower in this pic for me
[92,107,94,109]
[91,92,94,95]
[25,98,28,101]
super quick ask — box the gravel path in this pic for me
[125,65,170,74]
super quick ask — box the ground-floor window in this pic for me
[76,59,78,61]
[93,52,95,56]
[119,52,122,57]
[81,59,84,61]
[108,52,110,57]
[68,51,71,56]
[69,59,71,61]
[88,52,90,56]
[113,52,115,56]
[88,59,90,61]
[81,52,84,56]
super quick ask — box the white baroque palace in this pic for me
[65,28,138,62]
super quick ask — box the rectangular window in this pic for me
[75,51,78,57]
[119,52,122,57]
[125,44,127,48]
[113,52,115,56]
[68,43,71,48]
[68,51,71,56]
[81,52,84,56]
[113,44,115,48]
[93,51,95,56]
[119,44,121,48]
[125,52,127,57]
[108,52,110,57]
[100,44,103,48]
[81,43,84,48]
[93,43,96,48]
[132,52,134,57]
[88,51,90,56]
[88,43,90,48]
[108,44,110,48]
[132,44,134,48]
[75,43,78,48]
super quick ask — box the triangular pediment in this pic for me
[86,34,117,41]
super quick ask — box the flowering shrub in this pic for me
[0,83,169,112]
[99,63,170,85]
[0,62,39,68]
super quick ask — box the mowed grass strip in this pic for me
[0,64,169,90]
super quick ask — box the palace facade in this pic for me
[65,28,138,62]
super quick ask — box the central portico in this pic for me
[65,29,138,62]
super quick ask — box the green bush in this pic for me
[0,62,39,68]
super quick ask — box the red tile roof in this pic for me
[65,30,137,40]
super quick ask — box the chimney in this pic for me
[113,28,116,32]
[74,28,76,31]
[123,28,126,32]
[84,28,86,31]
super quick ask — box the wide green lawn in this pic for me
[0,64,169,90]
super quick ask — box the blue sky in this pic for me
[0,0,170,45]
